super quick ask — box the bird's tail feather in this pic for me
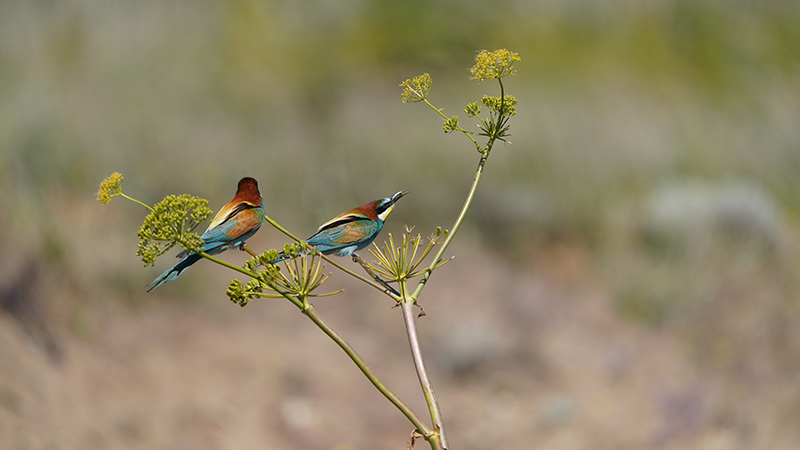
[146,253,203,292]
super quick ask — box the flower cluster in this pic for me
[469,49,521,82]
[464,102,482,117]
[136,194,213,266]
[442,116,459,134]
[230,253,340,307]
[97,172,124,204]
[400,73,432,103]
[245,250,279,271]
[227,279,260,307]
[227,264,282,306]
[367,226,450,286]
[481,95,518,116]
[272,254,339,301]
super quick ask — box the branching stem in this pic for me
[423,99,481,150]
[300,303,435,442]
[400,77,508,450]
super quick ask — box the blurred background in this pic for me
[2,0,800,448]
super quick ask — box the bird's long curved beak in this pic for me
[390,189,409,204]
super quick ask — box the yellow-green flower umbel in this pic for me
[97,172,124,204]
[469,49,521,82]
[400,73,432,103]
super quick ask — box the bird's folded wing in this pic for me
[309,219,378,248]
[202,202,262,244]
[316,211,371,232]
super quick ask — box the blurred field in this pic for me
[2,0,800,449]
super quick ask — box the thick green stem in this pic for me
[301,304,433,439]
[223,255,432,444]
[201,230,418,434]
[198,251,258,279]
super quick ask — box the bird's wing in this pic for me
[307,217,379,251]
[316,210,371,232]
[201,202,263,245]
[206,201,252,232]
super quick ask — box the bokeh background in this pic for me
[2,0,800,449]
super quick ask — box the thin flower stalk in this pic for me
[97,172,154,211]
[396,49,519,450]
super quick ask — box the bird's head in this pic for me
[234,177,263,206]
[374,189,409,222]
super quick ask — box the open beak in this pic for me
[390,189,409,204]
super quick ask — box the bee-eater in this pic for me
[276,189,408,262]
[146,177,266,292]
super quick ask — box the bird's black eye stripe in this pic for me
[375,201,390,215]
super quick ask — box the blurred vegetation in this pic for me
[2,0,799,310]
[2,0,800,447]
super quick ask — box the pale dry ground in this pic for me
[3,236,797,450]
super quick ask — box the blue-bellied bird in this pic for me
[276,189,408,262]
[146,177,266,292]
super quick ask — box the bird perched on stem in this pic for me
[147,177,266,292]
[275,189,408,262]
